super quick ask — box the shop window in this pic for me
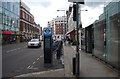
[0,12,2,24]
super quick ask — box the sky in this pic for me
[23,0,114,28]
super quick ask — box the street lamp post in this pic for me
[57,10,66,44]
[75,4,88,77]
[68,0,85,78]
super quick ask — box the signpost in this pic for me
[43,27,53,67]
[68,0,84,77]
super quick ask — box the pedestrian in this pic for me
[52,42,57,51]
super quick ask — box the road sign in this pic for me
[44,27,52,37]
[43,27,53,65]
[68,0,84,4]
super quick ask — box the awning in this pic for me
[3,31,13,34]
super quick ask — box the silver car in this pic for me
[28,39,41,48]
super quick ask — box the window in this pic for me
[26,14,29,21]
[23,22,25,31]
[2,2,4,8]
[6,16,9,26]
[12,4,15,12]
[0,7,2,24]
[23,12,25,19]
[7,2,10,10]
[29,16,30,22]
[15,3,19,15]
[17,19,19,28]
[0,1,2,7]
[4,14,7,25]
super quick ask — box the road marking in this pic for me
[40,55,43,58]
[71,46,76,50]
[27,65,38,70]
[17,48,21,50]
[6,47,23,53]
[28,67,38,70]
[6,50,12,53]
[6,48,17,53]
[33,61,36,64]
[16,68,63,77]
[37,58,39,60]
[27,65,31,69]
[6,46,28,53]
[34,68,64,74]
[23,46,27,48]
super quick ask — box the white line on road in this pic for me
[27,65,38,70]
[40,55,43,58]
[32,61,36,64]
[6,48,17,53]
[27,65,31,69]
[6,46,28,53]
[31,66,33,68]
[17,68,63,77]
[23,46,27,48]
[37,58,39,60]
[27,67,38,70]
[17,48,21,50]
[6,47,22,53]
[71,46,76,50]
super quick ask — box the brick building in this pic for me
[20,1,34,42]
[48,16,67,40]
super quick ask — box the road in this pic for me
[2,42,63,77]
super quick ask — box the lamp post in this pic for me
[57,10,66,44]
[68,0,85,77]
[75,5,88,77]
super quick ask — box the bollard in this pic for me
[56,47,61,59]
[73,57,76,75]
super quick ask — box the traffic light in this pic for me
[73,4,76,21]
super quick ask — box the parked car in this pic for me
[28,39,41,48]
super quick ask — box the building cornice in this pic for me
[20,19,34,26]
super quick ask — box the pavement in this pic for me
[15,41,119,78]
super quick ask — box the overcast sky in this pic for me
[23,0,114,28]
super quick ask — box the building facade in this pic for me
[20,1,34,42]
[1,1,20,44]
[66,5,77,44]
[0,1,2,45]
[48,16,67,40]
[33,23,41,39]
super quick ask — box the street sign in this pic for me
[43,27,52,37]
[43,27,53,65]
[68,0,84,4]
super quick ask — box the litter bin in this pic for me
[73,57,76,75]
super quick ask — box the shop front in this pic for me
[2,30,20,45]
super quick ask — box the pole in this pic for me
[76,2,80,77]
[64,10,66,45]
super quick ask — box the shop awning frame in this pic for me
[3,31,13,35]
